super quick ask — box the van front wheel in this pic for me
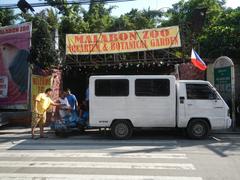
[187,120,210,139]
[111,120,133,139]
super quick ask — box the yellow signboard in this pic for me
[66,26,181,55]
[31,75,52,109]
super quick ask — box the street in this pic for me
[0,127,239,180]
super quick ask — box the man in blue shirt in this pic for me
[65,88,78,112]
[64,88,79,127]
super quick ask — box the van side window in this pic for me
[135,79,170,96]
[95,79,129,96]
[186,84,217,100]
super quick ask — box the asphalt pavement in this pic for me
[0,126,240,180]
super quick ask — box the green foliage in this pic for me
[46,0,69,15]
[110,9,161,31]
[59,4,88,34]
[58,4,89,60]
[160,0,240,59]
[161,0,224,26]
[46,8,59,31]
[84,0,114,32]
[0,9,16,26]
[21,11,59,68]
[199,7,240,58]
[18,7,61,68]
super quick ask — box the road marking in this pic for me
[107,145,177,151]
[211,136,222,142]
[0,139,178,144]
[0,139,26,149]
[0,173,203,180]
[0,139,178,150]
[0,161,195,170]
[0,141,178,151]
[0,152,187,159]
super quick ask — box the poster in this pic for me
[0,22,32,109]
[66,26,181,55]
[31,75,52,110]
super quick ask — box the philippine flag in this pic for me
[191,49,207,71]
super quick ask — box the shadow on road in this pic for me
[0,126,239,157]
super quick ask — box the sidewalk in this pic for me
[212,128,240,134]
[1,126,240,135]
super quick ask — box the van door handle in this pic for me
[187,104,193,106]
[179,97,185,104]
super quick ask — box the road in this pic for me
[0,127,239,180]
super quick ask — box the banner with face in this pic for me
[0,22,32,109]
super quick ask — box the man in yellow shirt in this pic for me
[31,88,60,139]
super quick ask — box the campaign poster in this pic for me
[0,22,32,109]
[31,71,62,113]
[31,75,52,110]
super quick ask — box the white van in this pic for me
[89,75,231,139]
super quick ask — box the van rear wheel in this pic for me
[111,120,133,139]
[187,120,210,139]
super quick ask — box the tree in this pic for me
[160,0,226,59]
[58,4,89,64]
[21,11,59,68]
[0,9,16,26]
[45,0,69,16]
[59,4,88,34]
[31,16,58,68]
[45,8,59,31]
[199,7,240,59]
[110,8,161,31]
[83,0,115,32]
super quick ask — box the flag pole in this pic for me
[175,64,180,80]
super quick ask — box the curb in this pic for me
[212,130,240,134]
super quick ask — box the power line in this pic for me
[0,0,136,9]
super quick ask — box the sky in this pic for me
[106,0,240,16]
[0,0,239,16]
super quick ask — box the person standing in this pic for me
[31,88,60,139]
[64,88,79,126]
[58,91,71,119]
[65,88,78,113]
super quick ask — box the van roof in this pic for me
[178,80,208,83]
[90,75,176,79]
